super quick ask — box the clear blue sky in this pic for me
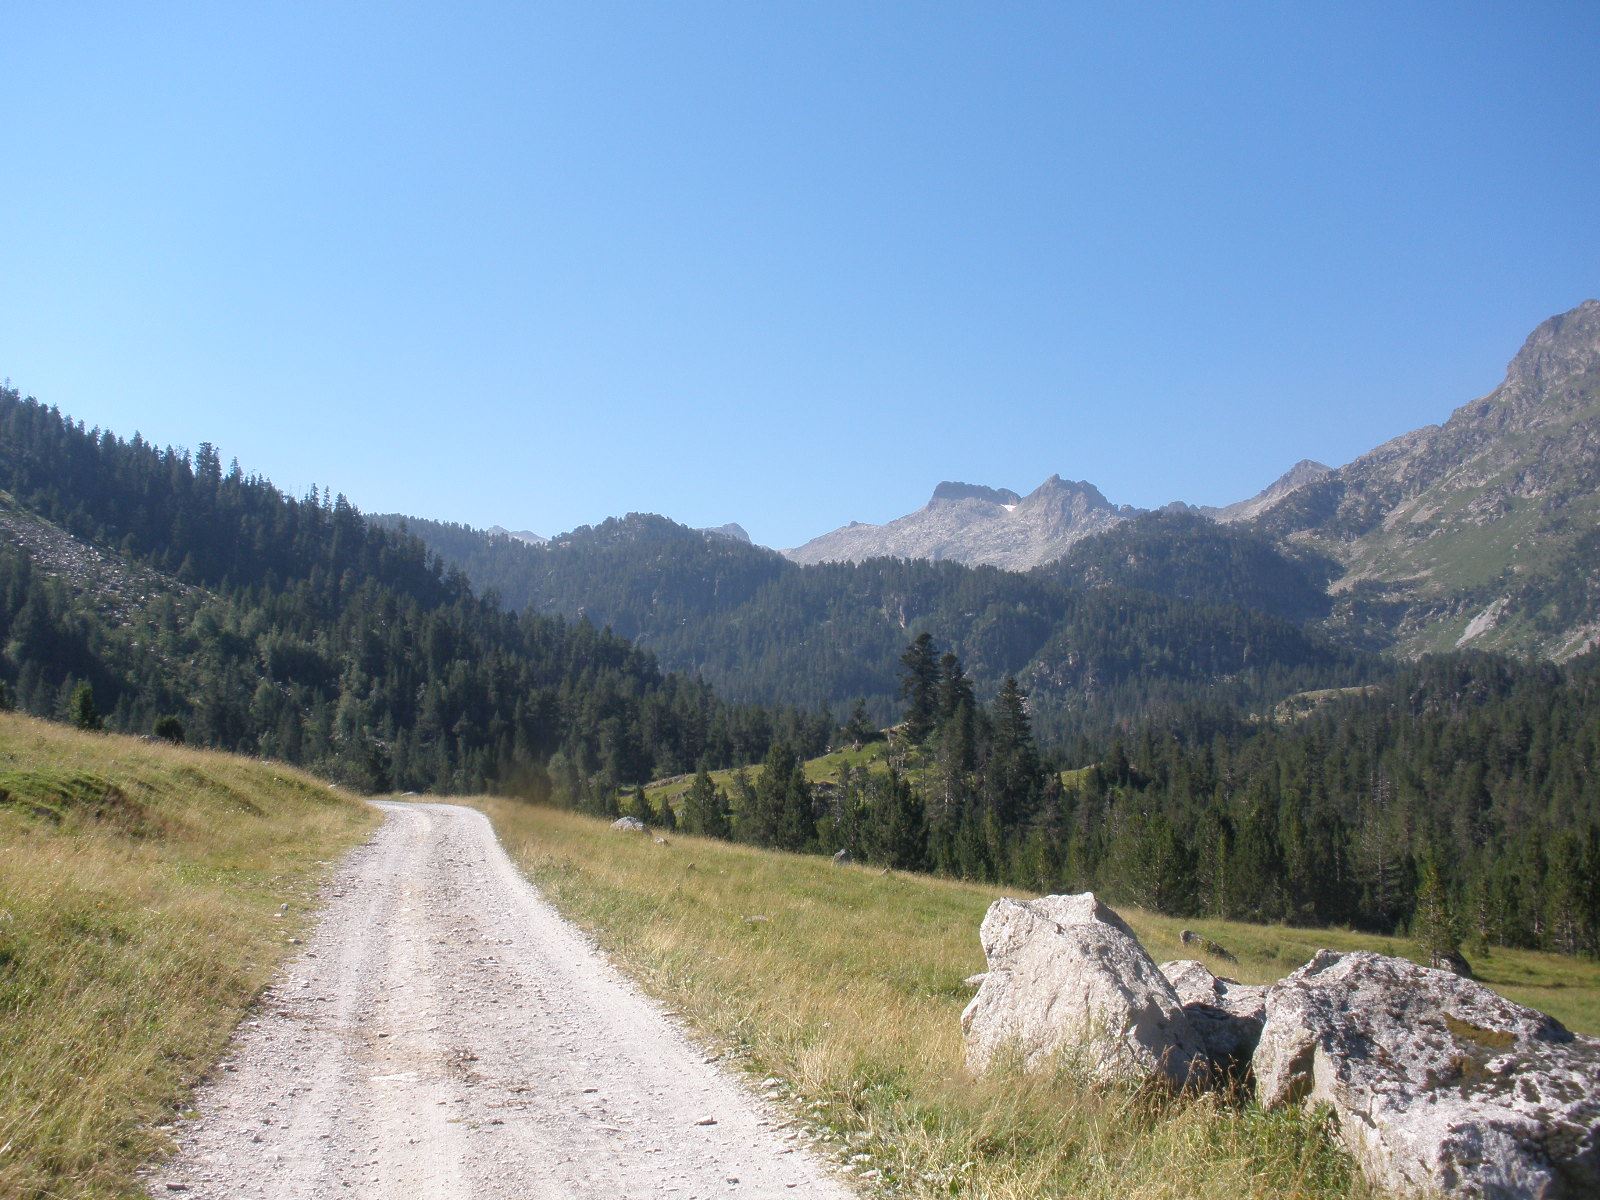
[3,3,1597,549]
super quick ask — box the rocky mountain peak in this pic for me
[930,481,1022,506]
[1025,475,1113,507]
[784,473,1131,570]
[1278,459,1334,488]
[1503,298,1600,393]
[701,522,752,543]
[1205,460,1333,524]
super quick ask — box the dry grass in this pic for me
[475,800,1383,1199]
[0,714,376,1199]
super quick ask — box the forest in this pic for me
[0,389,831,793]
[378,509,1379,746]
[635,635,1600,961]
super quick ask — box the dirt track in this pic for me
[151,801,854,1198]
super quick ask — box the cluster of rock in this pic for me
[962,893,1600,1199]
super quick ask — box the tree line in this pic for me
[636,634,1600,960]
[0,388,829,792]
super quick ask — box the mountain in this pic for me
[784,463,1333,571]
[384,509,1374,747]
[488,525,547,546]
[785,475,1134,570]
[1255,299,1600,659]
[0,388,829,795]
[1199,459,1332,523]
[1041,509,1337,625]
[701,522,752,543]
[780,301,1600,662]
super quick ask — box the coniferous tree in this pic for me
[680,766,731,838]
[983,677,1042,827]
[863,769,927,871]
[841,700,876,748]
[69,682,102,732]
[937,652,974,723]
[898,633,940,743]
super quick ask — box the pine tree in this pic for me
[898,633,940,743]
[677,767,720,836]
[841,699,876,748]
[937,652,974,722]
[69,682,102,732]
[984,677,1041,826]
[864,769,927,870]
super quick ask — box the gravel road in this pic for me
[151,801,855,1199]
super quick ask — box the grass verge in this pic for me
[476,799,1388,1199]
[0,713,377,1199]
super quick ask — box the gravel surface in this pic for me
[150,801,855,1199]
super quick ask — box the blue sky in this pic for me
[2,3,1597,549]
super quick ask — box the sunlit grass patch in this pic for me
[476,800,1425,1198]
[0,714,376,1199]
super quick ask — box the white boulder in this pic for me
[1255,949,1600,1199]
[961,893,1208,1088]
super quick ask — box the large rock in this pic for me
[1255,950,1600,1199]
[610,816,646,832]
[961,893,1208,1088]
[1159,959,1266,1080]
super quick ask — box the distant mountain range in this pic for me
[784,475,1135,570]
[781,459,1338,571]
[487,526,548,546]
[384,300,1600,696]
[780,300,1600,659]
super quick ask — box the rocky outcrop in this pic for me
[1178,928,1239,963]
[1158,959,1266,1080]
[1255,950,1600,1199]
[785,476,1133,570]
[961,893,1207,1087]
[959,893,1600,1197]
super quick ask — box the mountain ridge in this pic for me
[1254,298,1600,658]
[784,473,1133,570]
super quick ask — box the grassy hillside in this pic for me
[637,740,1089,815]
[479,803,1396,1198]
[638,740,897,807]
[0,714,377,1199]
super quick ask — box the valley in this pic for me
[2,302,1600,1199]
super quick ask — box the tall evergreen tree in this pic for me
[680,766,731,838]
[898,633,940,743]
